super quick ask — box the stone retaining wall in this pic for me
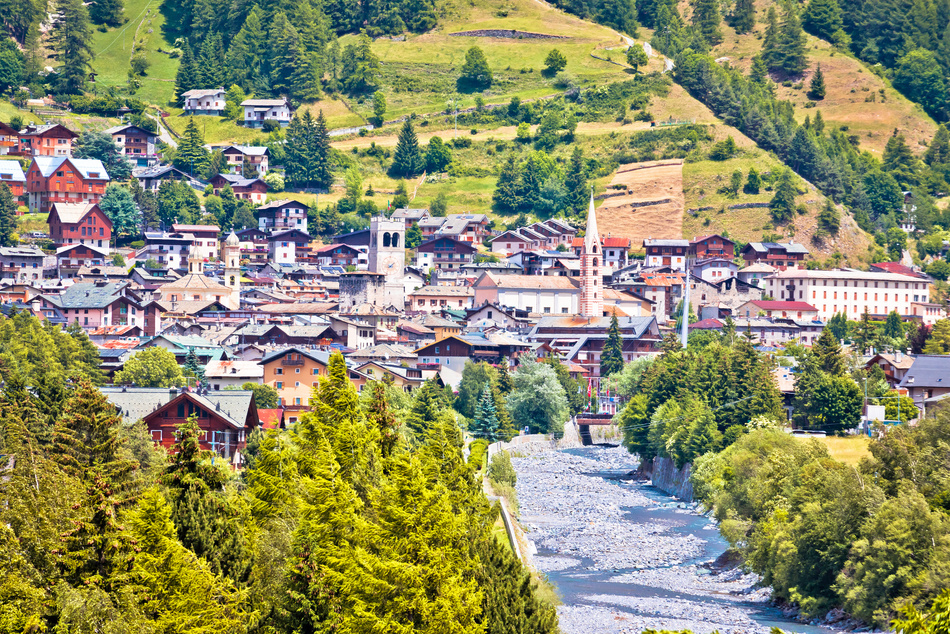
[643,456,695,502]
[450,29,568,39]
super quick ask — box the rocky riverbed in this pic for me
[512,445,845,634]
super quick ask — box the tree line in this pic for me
[0,328,559,632]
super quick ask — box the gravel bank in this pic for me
[512,445,843,634]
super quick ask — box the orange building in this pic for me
[48,202,113,248]
[26,156,110,213]
[0,159,25,197]
[16,123,77,157]
[258,347,366,423]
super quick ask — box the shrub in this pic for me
[261,120,280,132]
[488,451,517,487]
[468,439,488,469]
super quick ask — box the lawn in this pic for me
[89,0,179,106]
[163,112,271,145]
[812,435,871,467]
[18,213,50,234]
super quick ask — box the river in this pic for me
[511,445,847,634]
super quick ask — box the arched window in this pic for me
[391,233,400,248]
[593,257,599,268]
[383,232,391,247]
[592,244,598,253]
[229,275,236,286]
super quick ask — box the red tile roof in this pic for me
[602,237,631,248]
[258,408,284,430]
[870,262,928,278]
[689,318,723,329]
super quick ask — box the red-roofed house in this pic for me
[735,300,819,321]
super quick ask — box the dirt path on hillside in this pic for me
[596,159,685,248]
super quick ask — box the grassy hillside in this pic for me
[682,0,938,156]
[89,0,179,105]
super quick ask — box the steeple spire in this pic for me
[584,192,599,249]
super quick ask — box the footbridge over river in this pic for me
[574,413,615,445]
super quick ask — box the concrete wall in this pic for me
[645,456,695,502]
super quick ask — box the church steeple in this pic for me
[187,243,203,275]
[579,193,603,318]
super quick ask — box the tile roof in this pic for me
[744,241,810,254]
[49,202,100,224]
[222,145,268,156]
[45,282,128,308]
[257,302,338,314]
[183,88,224,98]
[257,198,309,211]
[259,347,333,366]
[644,239,689,247]
[172,224,220,233]
[205,359,264,379]
[479,273,578,290]
[768,268,923,283]
[33,156,109,180]
[870,262,929,278]
[747,300,818,312]
[899,355,950,389]
[214,173,267,188]
[0,160,25,183]
[241,98,288,106]
[257,408,284,429]
[409,285,473,297]
[602,237,631,248]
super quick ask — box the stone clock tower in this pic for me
[368,216,406,308]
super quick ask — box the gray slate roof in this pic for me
[101,387,255,429]
[900,355,950,390]
[45,282,128,309]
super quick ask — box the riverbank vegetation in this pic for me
[616,324,950,626]
[0,324,557,632]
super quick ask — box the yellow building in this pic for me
[157,234,241,309]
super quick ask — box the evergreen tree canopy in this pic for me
[391,118,423,178]
[601,311,625,377]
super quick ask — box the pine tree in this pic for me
[731,0,754,33]
[491,383,517,442]
[564,145,588,215]
[884,310,904,339]
[286,435,365,632]
[769,169,798,223]
[808,64,826,100]
[49,0,93,94]
[406,378,443,438]
[89,0,123,26]
[802,0,843,40]
[496,357,514,395]
[883,131,921,188]
[775,9,808,75]
[601,311,625,377]
[54,379,140,587]
[749,54,769,84]
[762,7,780,70]
[174,118,210,176]
[492,155,522,213]
[182,347,206,385]
[161,417,252,584]
[313,110,332,189]
[854,308,876,353]
[474,537,558,634]
[926,125,950,166]
[365,380,399,458]
[174,41,198,106]
[0,183,18,247]
[471,384,500,442]
[813,327,846,376]
[391,118,422,178]
[692,0,723,45]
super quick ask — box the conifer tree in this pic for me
[496,357,514,396]
[601,311,625,377]
[175,41,198,106]
[162,417,252,584]
[926,125,950,166]
[730,0,754,34]
[691,0,723,45]
[54,379,140,587]
[346,452,483,632]
[808,64,826,100]
[775,9,808,75]
[813,327,846,376]
[749,54,769,84]
[491,382,517,442]
[304,352,379,493]
[854,308,876,353]
[762,7,780,69]
[564,145,588,215]
[0,183,18,247]
[313,110,333,189]
[182,347,206,385]
[492,155,522,213]
[127,488,249,629]
[471,384,500,442]
[174,118,211,177]
[406,378,444,438]
[49,0,93,94]
[802,0,843,40]
[769,169,798,223]
[883,131,921,188]
[245,429,299,521]
[89,0,123,26]
[744,167,761,194]
[365,380,400,458]
[286,436,365,631]
[391,118,422,178]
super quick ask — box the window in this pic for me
[276,381,283,389]
[276,368,282,375]
[295,368,300,373]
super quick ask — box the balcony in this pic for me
[281,358,304,366]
